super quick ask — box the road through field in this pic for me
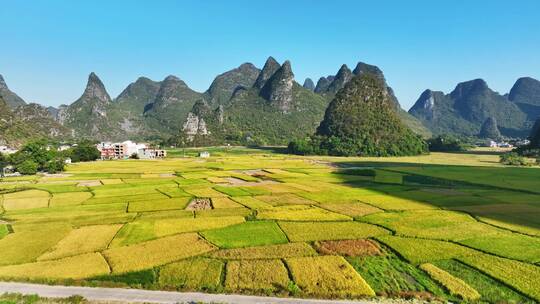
[0,282,420,304]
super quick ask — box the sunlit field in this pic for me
[0,147,539,302]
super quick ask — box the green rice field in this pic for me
[0,146,539,302]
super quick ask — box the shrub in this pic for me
[44,157,65,174]
[500,152,529,166]
[70,144,100,162]
[16,159,38,175]
[7,140,68,174]
[427,135,469,152]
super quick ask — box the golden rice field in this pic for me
[0,146,539,302]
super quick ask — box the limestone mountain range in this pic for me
[1,58,539,146]
[409,77,540,137]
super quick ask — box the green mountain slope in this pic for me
[314,62,431,138]
[307,73,427,156]
[0,97,69,146]
[409,79,530,137]
[205,63,260,105]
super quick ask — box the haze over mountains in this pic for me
[1,58,539,147]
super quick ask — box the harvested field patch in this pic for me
[376,236,476,265]
[49,192,92,207]
[257,205,352,221]
[419,263,480,301]
[38,224,122,260]
[104,233,216,273]
[0,253,110,280]
[286,256,375,297]
[128,198,191,212]
[158,258,223,291]
[201,221,288,249]
[209,242,317,260]
[185,198,213,210]
[315,239,382,257]
[225,259,289,292]
[279,221,388,242]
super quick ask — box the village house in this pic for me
[96,141,166,160]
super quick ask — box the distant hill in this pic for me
[313,62,431,138]
[0,75,26,108]
[290,73,427,156]
[173,58,329,145]
[0,96,69,147]
[409,78,537,137]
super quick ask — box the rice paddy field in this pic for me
[0,146,539,303]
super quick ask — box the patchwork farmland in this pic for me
[0,148,539,303]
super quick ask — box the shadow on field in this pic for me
[331,160,540,233]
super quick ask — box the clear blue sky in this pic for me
[1,0,539,110]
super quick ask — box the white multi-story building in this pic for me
[96,141,165,160]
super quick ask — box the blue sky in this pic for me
[1,0,539,109]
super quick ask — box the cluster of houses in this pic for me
[481,139,530,148]
[96,141,166,160]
